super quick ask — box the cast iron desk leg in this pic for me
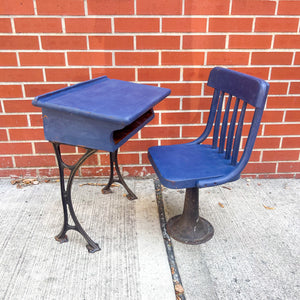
[52,142,101,253]
[102,149,137,200]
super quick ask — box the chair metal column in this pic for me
[166,187,214,244]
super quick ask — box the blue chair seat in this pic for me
[149,143,236,190]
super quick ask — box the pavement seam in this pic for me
[154,179,186,300]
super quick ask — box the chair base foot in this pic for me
[166,215,214,245]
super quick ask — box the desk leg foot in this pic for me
[102,150,137,200]
[86,243,101,253]
[55,234,68,244]
[52,142,101,253]
[166,187,214,245]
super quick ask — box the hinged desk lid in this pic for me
[32,76,171,126]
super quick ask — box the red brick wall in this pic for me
[0,0,299,179]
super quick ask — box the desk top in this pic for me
[33,76,171,126]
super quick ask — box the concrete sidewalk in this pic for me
[0,178,299,299]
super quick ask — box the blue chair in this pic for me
[148,67,269,244]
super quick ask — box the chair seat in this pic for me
[148,143,236,189]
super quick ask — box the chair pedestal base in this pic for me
[166,187,214,245]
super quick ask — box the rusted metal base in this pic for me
[102,150,137,200]
[166,187,214,245]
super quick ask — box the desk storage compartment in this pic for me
[113,109,154,144]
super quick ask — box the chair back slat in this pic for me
[225,97,240,159]
[231,101,247,165]
[219,94,232,153]
[212,91,224,149]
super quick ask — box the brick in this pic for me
[36,0,85,15]
[261,111,284,123]
[9,128,45,141]
[161,111,201,124]
[267,96,300,109]
[282,137,300,149]
[122,166,154,177]
[251,52,293,66]
[0,129,8,141]
[185,0,230,15]
[15,155,56,167]
[274,35,300,49]
[115,18,159,33]
[19,52,65,66]
[0,142,32,154]
[230,67,269,80]
[41,36,86,50]
[154,97,180,110]
[264,124,300,136]
[65,18,111,33]
[231,0,276,15]
[250,137,280,149]
[0,18,12,32]
[262,150,299,162]
[120,140,158,152]
[162,18,206,33]
[182,125,207,138]
[45,68,90,82]
[138,68,180,82]
[285,111,300,122]
[137,36,180,50]
[117,153,139,165]
[0,36,39,50]
[115,52,158,66]
[161,83,202,96]
[209,18,253,32]
[59,154,97,166]
[278,1,300,15]
[87,0,134,15]
[0,169,38,177]
[89,36,133,50]
[3,100,39,113]
[255,17,299,33]
[0,69,43,82]
[35,142,55,154]
[38,168,59,177]
[0,157,13,168]
[162,51,204,66]
[207,52,249,65]
[229,35,272,49]
[182,98,212,110]
[14,18,62,33]
[30,115,43,127]
[0,115,28,127]
[141,126,180,138]
[268,82,288,95]
[258,174,294,179]
[24,84,67,97]
[67,52,112,66]
[271,67,300,80]
[183,67,212,81]
[0,85,23,98]
[290,82,300,95]
[160,138,193,146]
[0,52,18,66]
[92,68,135,81]
[278,162,300,173]
[0,0,34,15]
[183,35,226,49]
[80,166,110,177]
[243,162,276,174]
[137,0,182,15]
